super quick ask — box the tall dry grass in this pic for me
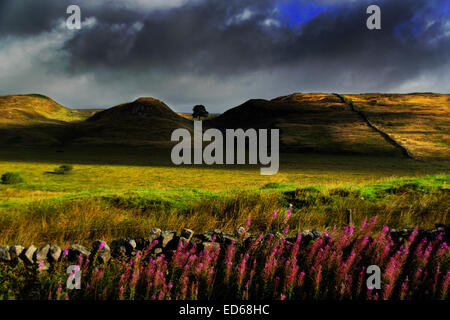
[0,186,447,246]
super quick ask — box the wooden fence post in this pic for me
[346,209,353,226]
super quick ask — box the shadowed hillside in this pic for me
[0,95,192,147]
[73,98,193,146]
[88,98,181,123]
[207,93,403,156]
[0,94,87,146]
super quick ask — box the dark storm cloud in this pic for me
[0,0,448,110]
[283,0,450,86]
[63,0,450,78]
[0,0,68,36]
[63,0,283,74]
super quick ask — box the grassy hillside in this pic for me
[344,93,450,160]
[0,94,86,125]
[208,93,401,155]
[71,98,194,147]
[0,94,88,146]
[208,92,450,158]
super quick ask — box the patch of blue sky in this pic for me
[394,0,449,42]
[276,0,329,27]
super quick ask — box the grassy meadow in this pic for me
[0,146,448,246]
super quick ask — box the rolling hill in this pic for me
[344,93,450,159]
[208,93,401,156]
[207,93,450,159]
[72,98,193,146]
[0,94,87,146]
[0,93,448,159]
[0,94,86,125]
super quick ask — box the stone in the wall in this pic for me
[234,227,250,241]
[110,239,135,257]
[148,228,162,242]
[180,228,194,241]
[160,231,176,248]
[92,240,111,263]
[128,239,137,251]
[9,245,24,261]
[69,244,91,261]
[311,229,321,239]
[34,244,51,263]
[49,245,62,262]
[21,245,37,264]
[301,230,314,242]
[0,245,11,262]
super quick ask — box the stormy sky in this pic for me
[0,0,449,112]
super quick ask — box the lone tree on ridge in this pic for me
[192,105,209,120]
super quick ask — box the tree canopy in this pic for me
[193,105,209,120]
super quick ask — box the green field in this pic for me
[0,146,448,246]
